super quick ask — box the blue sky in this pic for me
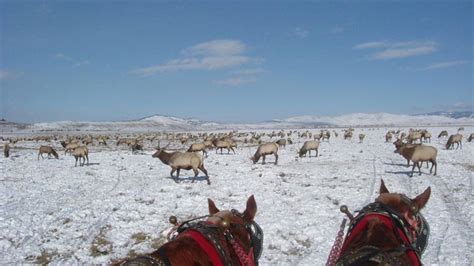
[1,1,472,123]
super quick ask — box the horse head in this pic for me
[117,195,262,266]
[334,179,431,266]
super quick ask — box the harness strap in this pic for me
[182,230,225,266]
[338,214,421,266]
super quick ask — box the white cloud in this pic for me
[73,60,90,67]
[0,70,21,80]
[422,60,468,70]
[330,26,344,34]
[354,40,438,60]
[214,76,257,86]
[55,53,72,61]
[353,41,388,49]
[181,39,246,56]
[130,39,262,76]
[230,68,266,75]
[294,27,309,39]
[55,53,91,67]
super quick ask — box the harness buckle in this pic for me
[340,205,354,221]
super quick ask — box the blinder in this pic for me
[230,209,264,264]
[247,221,264,263]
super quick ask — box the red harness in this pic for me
[339,213,421,265]
[180,229,255,266]
[182,230,225,266]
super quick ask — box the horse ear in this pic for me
[208,198,220,215]
[413,187,431,210]
[380,179,390,194]
[243,195,257,222]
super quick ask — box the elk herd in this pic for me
[1,126,471,182]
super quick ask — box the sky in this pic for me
[0,1,472,123]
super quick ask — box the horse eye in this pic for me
[410,205,418,213]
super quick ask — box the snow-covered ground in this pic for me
[1,126,473,265]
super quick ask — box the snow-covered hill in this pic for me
[2,112,472,133]
[276,112,473,127]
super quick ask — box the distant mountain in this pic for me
[1,112,472,133]
[274,112,473,127]
[417,111,473,119]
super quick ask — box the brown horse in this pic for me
[333,179,431,265]
[117,195,262,266]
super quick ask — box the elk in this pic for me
[130,142,143,153]
[446,134,463,150]
[203,139,214,150]
[321,131,330,142]
[407,131,422,144]
[38,146,59,160]
[251,142,279,165]
[421,130,431,143]
[344,131,352,140]
[359,134,365,143]
[60,140,68,148]
[394,144,437,177]
[385,132,393,142]
[152,145,210,184]
[438,130,448,138]
[64,143,80,154]
[98,138,107,146]
[393,140,426,168]
[468,133,474,142]
[187,142,208,157]
[275,138,287,148]
[298,140,319,157]
[212,139,235,154]
[72,146,89,166]
[3,143,10,158]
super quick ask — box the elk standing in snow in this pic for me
[3,143,10,158]
[446,134,463,150]
[251,142,279,165]
[38,146,59,160]
[152,145,210,185]
[468,133,474,142]
[212,139,235,154]
[394,144,437,177]
[72,146,89,166]
[298,140,319,157]
[275,138,287,148]
[188,142,208,157]
[438,130,448,139]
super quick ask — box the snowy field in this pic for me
[1,126,473,265]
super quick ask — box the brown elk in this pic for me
[438,130,448,138]
[446,134,462,150]
[394,143,437,177]
[38,146,59,160]
[275,138,287,148]
[3,143,10,158]
[344,131,352,140]
[298,140,319,157]
[385,132,393,142]
[468,133,474,142]
[213,139,235,154]
[188,143,208,157]
[152,145,210,185]
[251,142,279,165]
[72,146,89,166]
